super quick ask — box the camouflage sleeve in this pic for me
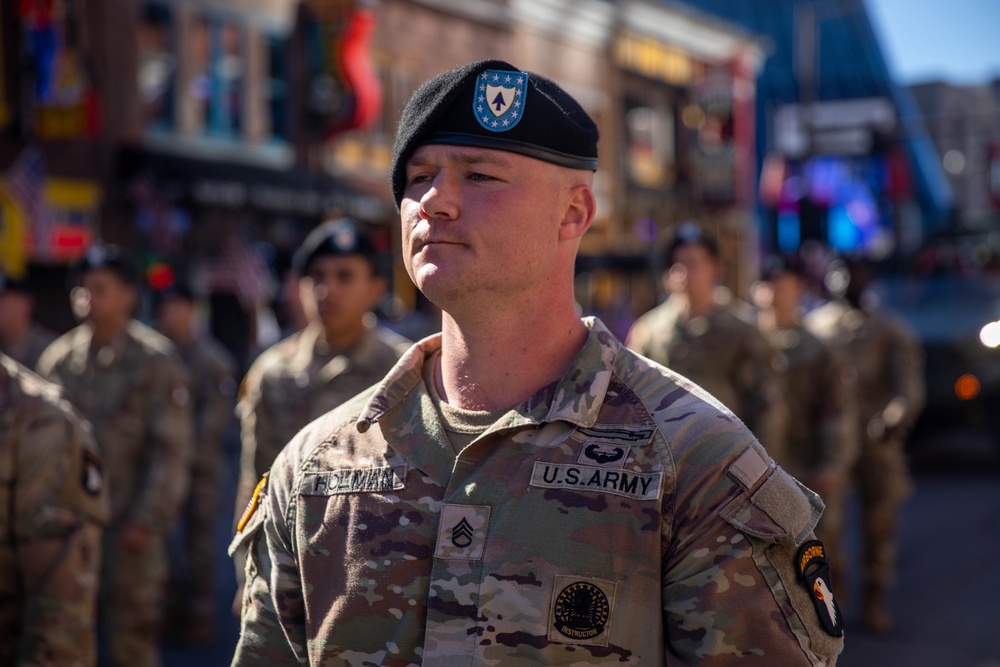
[885,317,926,434]
[663,438,843,665]
[734,328,784,450]
[817,346,858,476]
[129,355,194,531]
[15,398,108,666]
[231,450,308,665]
[200,352,237,456]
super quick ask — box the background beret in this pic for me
[78,243,140,286]
[292,217,377,275]
[0,270,31,295]
[390,59,599,207]
[666,221,720,263]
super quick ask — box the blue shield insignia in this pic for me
[474,69,527,132]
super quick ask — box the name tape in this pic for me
[300,465,407,496]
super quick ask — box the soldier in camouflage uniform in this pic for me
[37,244,193,667]
[231,59,844,666]
[626,226,784,452]
[0,271,57,370]
[759,256,857,600]
[155,282,238,643]
[805,258,924,635]
[0,353,108,666]
[232,219,409,608]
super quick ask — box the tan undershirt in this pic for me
[422,351,507,455]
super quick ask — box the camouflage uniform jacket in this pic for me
[176,335,237,456]
[804,302,925,439]
[1,323,58,371]
[763,324,856,480]
[626,294,783,448]
[0,354,109,666]
[231,318,843,666]
[236,322,410,513]
[36,321,193,532]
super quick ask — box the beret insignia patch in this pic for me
[475,69,527,132]
[796,540,844,637]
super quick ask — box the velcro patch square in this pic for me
[548,575,617,647]
[435,504,491,561]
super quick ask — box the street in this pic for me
[163,436,1000,667]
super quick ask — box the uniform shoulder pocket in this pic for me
[719,448,822,547]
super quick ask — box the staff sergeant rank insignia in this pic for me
[475,69,526,132]
[796,540,844,637]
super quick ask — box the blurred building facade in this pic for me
[909,78,1000,233]
[672,0,954,262]
[1,0,765,337]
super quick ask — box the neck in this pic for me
[167,326,195,346]
[90,316,128,346]
[774,306,798,329]
[685,289,716,317]
[436,290,586,411]
[318,319,367,353]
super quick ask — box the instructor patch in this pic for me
[300,466,407,496]
[548,575,616,646]
[530,462,662,501]
[796,540,843,637]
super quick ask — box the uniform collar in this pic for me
[357,316,618,433]
[290,321,387,379]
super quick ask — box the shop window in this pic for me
[268,34,290,141]
[622,82,677,190]
[190,17,245,139]
[138,3,175,130]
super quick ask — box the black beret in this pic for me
[152,280,195,306]
[390,59,599,207]
[78,243,140,286]
[666,222,720,264]
[292,218,377,275]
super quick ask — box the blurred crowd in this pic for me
[1,218,924,665]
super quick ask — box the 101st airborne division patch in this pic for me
[796,540,844,637]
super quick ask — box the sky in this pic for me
[865,0,1000,85]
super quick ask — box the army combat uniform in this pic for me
[232,319,843,666]
[1,323,57,371]
[235,322,410,517]
[763,324,857,585]
[805,301,924,620]
[626,293,784,454]
[37,321,193,667]
[0,353,109,666]
[170,334,237,630]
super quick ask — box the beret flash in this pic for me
[390,59,599,207]
[292,217,377,276]
[78,243,140,286]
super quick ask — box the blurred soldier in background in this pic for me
[235,218,410,514]
[36,244,193,667]
[805,257,925,634]
[154,281,238,645]
[626,224,783,449]
[0,353,108,666]
[759,255,857,599]
[0,271,56,369]
[232,218,410,606]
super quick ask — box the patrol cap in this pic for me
[292,218,377,276]
[390,59,599,207]
[77,243,140,287]
[666,222,719,265]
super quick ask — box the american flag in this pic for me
[3,146,54,259]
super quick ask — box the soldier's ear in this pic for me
[558,183,595,242]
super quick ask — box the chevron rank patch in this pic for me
[796,540,843,637]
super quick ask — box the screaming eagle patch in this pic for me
[796,540,843,637]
